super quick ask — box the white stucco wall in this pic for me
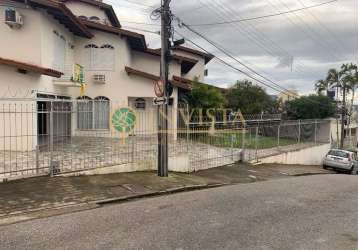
[259,143,331,166]
[40,11,75,80]
[0,4,42,65]
[0,3,75,96]
[0,3,204,148]
[69,29,180,136]
[131,51,182,79]
[173,50,207,82]
[70,30,176,101]
[64,1,108,21]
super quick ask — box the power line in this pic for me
[175,22,296,96]
[188,0,323,80]
[203,0,327,78]
[186,0,337,27]
[296,0,348,59]
[266,0,343,61]
[122,26,160,34]
[105,0,153,14]
[114,0,154,8]
[181,22,299,96]
[120,20,160,26]
[174,30,284,94]
[172,2,206,16]
[175,30,337,110]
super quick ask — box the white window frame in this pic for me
[77,96,110,130]
[84,44,115,71]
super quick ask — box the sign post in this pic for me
[153,97,168,106]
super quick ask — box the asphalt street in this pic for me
[1,174,358,250]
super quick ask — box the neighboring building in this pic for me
[278,89,299,103]
[0,0,213,149]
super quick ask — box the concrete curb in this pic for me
[95,183,227,205]
[0,183,228,227]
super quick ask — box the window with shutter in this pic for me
[84,44,98,70]
[53,31,66,72]
[83,44,115,71]
[99,44,115,71]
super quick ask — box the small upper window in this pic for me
[89,16,100,22]
[78,16,88,21]
[134,98,146,110]
[100,44,114,49]
[84,44,98,48]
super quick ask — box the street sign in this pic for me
[154,80,165,97]
[153,97,167,106]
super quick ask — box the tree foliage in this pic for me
[226,80,278,114]
[285,94,335,120]
[186,80,225,110]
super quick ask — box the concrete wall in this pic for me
[259,143,331,166]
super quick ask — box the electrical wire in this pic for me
[200,0,324,78]
[174,30,284,94]
[180,22,299,97]
[297,0,347,50]
[266,0,343,61]
[198,0,323,78]
[186,0,338,27]
[120,20,160,26]
[122,26,160,34]
[175,30,338,111]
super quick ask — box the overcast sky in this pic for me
[107,0,358,95]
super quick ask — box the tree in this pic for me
[315,79,329,94]
[284,94,335,120]
[185,79,225,110]
[226,80,278,114]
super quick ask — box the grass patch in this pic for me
[183,131,298,149]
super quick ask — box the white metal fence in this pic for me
[0,98,331,180]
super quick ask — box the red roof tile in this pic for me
[0,57,63,78]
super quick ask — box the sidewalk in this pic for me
[0,163,333,225]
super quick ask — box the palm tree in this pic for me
[315,79,328,94]
[326,68,342,90]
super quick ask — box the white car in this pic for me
[322,149,358,174]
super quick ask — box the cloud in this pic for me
[107,0,358,95]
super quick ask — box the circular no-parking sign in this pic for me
[154,80,165,97]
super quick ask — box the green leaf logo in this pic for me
[111,107,136,133]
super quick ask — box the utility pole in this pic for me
[336,85,339,146]
[340,83,346,149]
[158,0,171,177]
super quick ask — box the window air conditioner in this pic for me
[93,74,106,84]
[5,8,23,29]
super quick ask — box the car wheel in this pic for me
[322,165,328,170]
[350,166,356,175]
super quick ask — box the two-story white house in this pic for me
[0,0,213,150]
